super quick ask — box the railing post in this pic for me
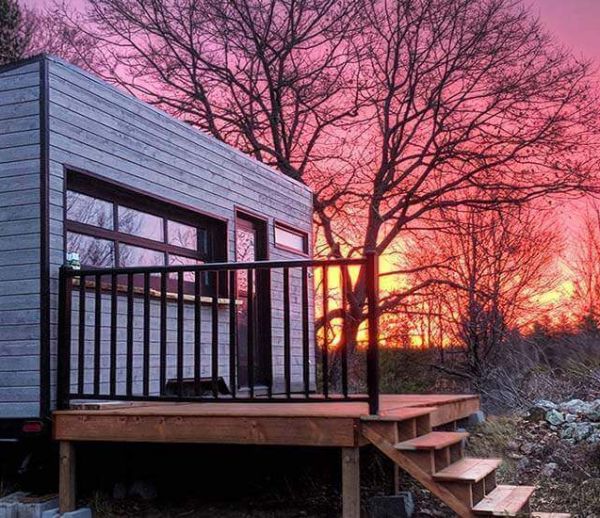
[57,266,73,410]
[365,250,380,415]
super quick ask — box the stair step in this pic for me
[472,485,535,516]
[360,406,436,422]
[433,457,502,483]
[395,431,469,451]
[532,514,571,518]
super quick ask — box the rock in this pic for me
[574,423,595,442]
[129,480,157,500]
[565,413,577,423]
[533,399,557,411]
[517,457,530,471]
[546,409,565,426]
[558,399,592,415]
[587,431,600,444]
[540,462,558,477]
[584,400,600,422]
[560,422,594,443]
[527,407,546,422]
[528,400,557,421]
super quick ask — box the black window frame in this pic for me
[64,169,228,294]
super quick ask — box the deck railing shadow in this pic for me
[57,252,380,414]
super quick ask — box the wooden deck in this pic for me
[53,394,480,515]
[53,394,479,447]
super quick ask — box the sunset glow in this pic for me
[24,0,600,348]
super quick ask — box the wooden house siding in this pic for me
[0,61,42,418]
[44,57,314,404]
[0,55,314,418]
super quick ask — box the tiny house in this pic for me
[0,55,315,437]
[1,55,547,518]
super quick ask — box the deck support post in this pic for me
[393,465,402,494]
[341,447,360,518]
[59,441,76,513]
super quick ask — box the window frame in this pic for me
[64,169,228,287]
[273,220,310,256]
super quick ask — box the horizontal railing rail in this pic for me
[65,257,369,276]
[57,252,380,413]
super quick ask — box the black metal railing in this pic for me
[57,252,380,413]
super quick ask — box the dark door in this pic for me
[235,215,270,389]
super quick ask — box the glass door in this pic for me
[235,215,270,390]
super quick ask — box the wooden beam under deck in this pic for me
[54,414,361,447]
[53,395,480,447]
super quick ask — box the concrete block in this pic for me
[367,493,414,518]
[467,410,486,427]
[0,492,29,518]
[40,510,58,518]
[17,496,59,518]
[0,502,18,518]
[61,508,92,518]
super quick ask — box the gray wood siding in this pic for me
[0,61,41,418]
[46,57,315,404]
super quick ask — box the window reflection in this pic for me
[65,175,220,276]
[236,227,255,294]
[66,191,113,229]
[66,232,114,267]
[119,244,165,267]
[168,254,203,283]
[274,225,307,253]
[168,220,197,250]
[118,206,164,242]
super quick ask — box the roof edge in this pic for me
[0,53,49,75]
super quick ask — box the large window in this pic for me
[65,171,226,289]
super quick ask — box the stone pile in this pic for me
[529,398,600,444]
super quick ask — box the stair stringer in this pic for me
[361,423,476,518]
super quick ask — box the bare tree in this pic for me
[571,202,600,327]
[48,0,600,347]
[405,206,562,381]
[20,4,99,67]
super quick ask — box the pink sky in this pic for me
[24,0,600,66]
[22,0,599,316]
[528,0,600,65]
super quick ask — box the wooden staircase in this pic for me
[361,409,568,517]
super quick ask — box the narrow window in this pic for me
[274,223,309,254]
